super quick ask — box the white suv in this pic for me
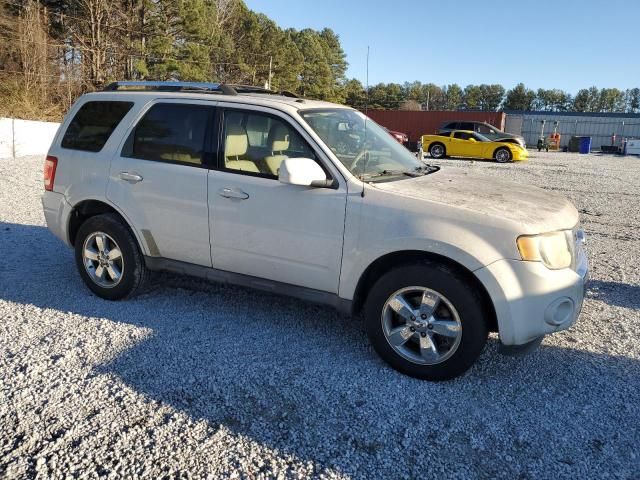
[42,81,588,380]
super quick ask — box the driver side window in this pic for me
[453,131,472,140]
[222,110,317,178]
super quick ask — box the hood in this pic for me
[373,169,578,233]
[492,134,526,146]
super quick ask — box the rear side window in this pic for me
[61,101,133,152]
[124,103,210,165]
[458,122,474,131]
[476,124,496,134]
[443,122,457,129]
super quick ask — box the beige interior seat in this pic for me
[159,151,201,164]
[264,123,291,175]
[225,124,260,173]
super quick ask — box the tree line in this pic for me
[0,0,348,120]
[345,81,640,114]
[1,0,639,121]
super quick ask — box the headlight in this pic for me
[517,231,572,270]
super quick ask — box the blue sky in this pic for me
[244,0,639,94]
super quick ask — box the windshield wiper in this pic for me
[361,169,417,180]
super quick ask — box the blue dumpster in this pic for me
[579,136,592,154]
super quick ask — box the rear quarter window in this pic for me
[61,101,133,152]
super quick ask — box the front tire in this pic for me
[429,143,446,159]
[74,213,148,300]
[364,263,488,380]
[494,147,512,163]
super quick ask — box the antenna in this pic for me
[361,46,370,198]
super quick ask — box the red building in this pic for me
[365,110,506,142]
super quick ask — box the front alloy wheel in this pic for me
[495,148,512,163]
[382,287,462,365]
[364,263,488,380]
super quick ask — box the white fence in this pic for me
[0,117,60,159]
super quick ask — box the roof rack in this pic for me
[103,81,299,98]
[103,81,237,95]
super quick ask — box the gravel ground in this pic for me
[1,151,639,479]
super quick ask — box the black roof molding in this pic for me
[103,81,299,99]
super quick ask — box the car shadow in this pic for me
[1,221,639,477]
[587,279,640,310]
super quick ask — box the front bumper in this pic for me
[512,148,529,161]
[475,247,588,347]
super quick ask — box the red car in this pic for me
[385,127,409,145]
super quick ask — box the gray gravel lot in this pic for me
[1,151,639,479]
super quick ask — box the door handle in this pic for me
[119,172,143,183]
[218,187,249,200]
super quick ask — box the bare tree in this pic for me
[399,99,422,111]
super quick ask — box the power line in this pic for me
[0,68,67,79]
[4,35,271,69]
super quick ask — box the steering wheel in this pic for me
[349,149,368,171]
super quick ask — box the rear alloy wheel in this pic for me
[364,263,488,380]
[82,231,124,288]
[494,147,512,163]
[429,143,445,159]
[75,213,147,300]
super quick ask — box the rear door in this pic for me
[107,100,216,267]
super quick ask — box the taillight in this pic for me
[44,155,58,191]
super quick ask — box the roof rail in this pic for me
[103,81,237,95]
[103,81,299,98]
[227,84,299,98]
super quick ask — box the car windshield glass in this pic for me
[300,108,425,180]
[474,133,491,142]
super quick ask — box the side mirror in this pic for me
[278,158,331,187]
[468,137,476,142]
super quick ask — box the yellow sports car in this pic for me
[421,130,528,163]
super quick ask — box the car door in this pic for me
[107,100,215,267]
[466,133,488,158]
[471,133,494,157]
[208,105,347,293]
[449,131,472,156]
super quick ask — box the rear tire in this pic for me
[494,147,512,163]
[364,263,488,381]
[74,213,148,300]
[429,143,446,159]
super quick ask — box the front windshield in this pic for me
[474,132,491,142]
[300,108,426,180]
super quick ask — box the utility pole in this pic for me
[268,56,272,90]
